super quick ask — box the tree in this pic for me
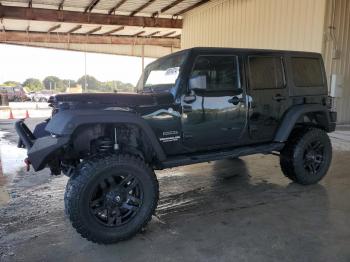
[99,80,135,93]
[63,79,77,88]
[77,75,100,91]
[3,81,20,86]
[43,76,65,92]
[22,78,43,92]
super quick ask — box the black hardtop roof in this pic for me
[147,47,322,69]
[186,47,321,56]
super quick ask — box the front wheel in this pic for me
[64,154,159,244]
[280,128,332,185]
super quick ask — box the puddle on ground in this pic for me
[0,131,27,205]
[0,144,27,175]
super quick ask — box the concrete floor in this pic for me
[1,119,350,262]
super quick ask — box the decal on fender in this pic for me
[159,135,181,143]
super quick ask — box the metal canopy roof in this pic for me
[1,0,207,17]
[0,0,210,57]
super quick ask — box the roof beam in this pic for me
[130,0,155,16]
[0,5,182,28]
[67,24,82,34]
[133,30,146,37]
[152,0,185,17]
[85,26,102,35]
[84,0,100,13]
[0,30,181,48]
[161,31,176,37]
[146,31,160,37]
[47,24,61,33]
[103,26,124,36]
[108,0,128,15]
[174,0,209,16]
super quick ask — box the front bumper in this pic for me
[15,120,35,149]
[15,120,69,171]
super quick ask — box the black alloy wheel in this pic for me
[89,173,143,227]
[303,140,325,175]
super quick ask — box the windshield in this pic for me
[137,52,187,93]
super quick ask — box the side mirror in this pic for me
[189,75,207,91]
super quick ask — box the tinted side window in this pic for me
[291,57,324,87]
[191,56,239,91]
[248,56,285,89]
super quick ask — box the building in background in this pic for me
[66,84,83,94]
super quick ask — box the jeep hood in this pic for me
[52,92,174,108]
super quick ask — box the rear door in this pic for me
[246,55,289,142]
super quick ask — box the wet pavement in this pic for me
[1,119,350,261]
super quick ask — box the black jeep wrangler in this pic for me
[16,47,337,244]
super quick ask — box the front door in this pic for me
[181,55,247,151]
[245,55,289,142]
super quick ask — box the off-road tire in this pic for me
[280,127,332,185]
[64,154,159,244]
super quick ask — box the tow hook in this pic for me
[24,158,31,172]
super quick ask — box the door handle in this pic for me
[183,94,196,104]
[228,96,244,105]
[272,94,286,102]
[182,105,192,113]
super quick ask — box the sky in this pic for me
[0,44,155,85]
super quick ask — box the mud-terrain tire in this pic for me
[64,154,159,244]
[280,127,332,185]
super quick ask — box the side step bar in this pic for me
[15,120,36,149]
[162,142,285,169]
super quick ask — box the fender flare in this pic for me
[45,109,166,161]
[274,104,331,142]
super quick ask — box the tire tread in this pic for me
[64,154,159,244]
[280,127,332,185]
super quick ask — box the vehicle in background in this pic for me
[26,91,37,101]
[32,90,55,102]
[0,85,29,102]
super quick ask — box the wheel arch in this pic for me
[45,109,166,162]
[274,104,332,142]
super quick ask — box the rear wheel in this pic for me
[64,154,159,244]
[280,127,332,185]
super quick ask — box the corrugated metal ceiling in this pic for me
[0,0,208,57]
[1,0,204,17]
